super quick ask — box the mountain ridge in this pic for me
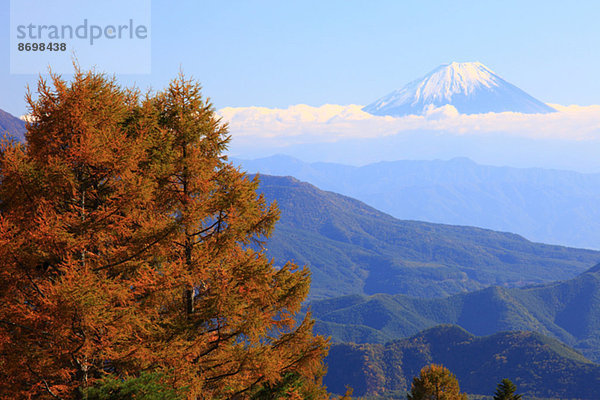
[308,263,600,362]
[237,155,600,249]
[324,324,600,399]
[0,108,26,141]
[255,174,600,300]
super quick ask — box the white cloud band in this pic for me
[219,103,600,144]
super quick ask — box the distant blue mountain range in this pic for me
[237,155,600,249]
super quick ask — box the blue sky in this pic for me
[1,0,600,117]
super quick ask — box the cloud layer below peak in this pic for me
[219,103,600,144]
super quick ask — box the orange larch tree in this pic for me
[0,70,330,400]
[0,69,171,399]
[135,74,329,399]
[407,364,468,400]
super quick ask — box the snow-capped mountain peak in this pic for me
[364,62,555,116]
[415,62,497,101]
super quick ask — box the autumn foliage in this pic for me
[407,364,467,400]
[0,70,329,399]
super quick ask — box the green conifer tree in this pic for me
[493,378,522,400]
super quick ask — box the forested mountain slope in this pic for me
[256,175,599,299]
[324,325,600,399]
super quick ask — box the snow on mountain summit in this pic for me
[414,62,498,101]
[364,62,556,116]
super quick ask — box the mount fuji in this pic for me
[363,62,556,116]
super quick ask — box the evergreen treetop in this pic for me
[493,378,522,400]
